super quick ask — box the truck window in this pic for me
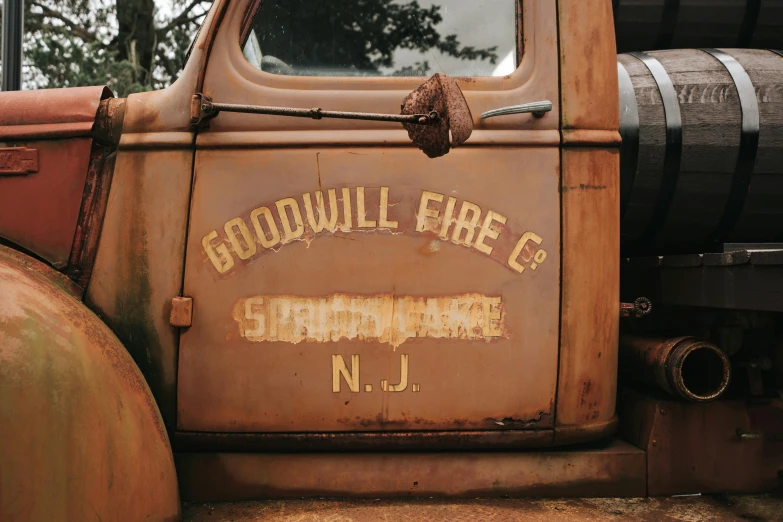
[241,0,519,77]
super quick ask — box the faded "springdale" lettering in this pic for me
[202,186,548,275]
[233,293,504,348]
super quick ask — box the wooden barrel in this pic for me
[619,49,783,254]
[613,1,783,53]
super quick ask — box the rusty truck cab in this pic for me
[0,0,621,512]
[138,0,617,447]
[85,0,620,450]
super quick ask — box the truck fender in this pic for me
[0,248,180,522]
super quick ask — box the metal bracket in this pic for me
[620,297,652,318]
[0,147,38,175]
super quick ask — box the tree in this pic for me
[0,0,211,95]
[252,0,498,76]
[0,0,497,95]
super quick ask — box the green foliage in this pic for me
[3,0,210,94]
[1,0,496,93]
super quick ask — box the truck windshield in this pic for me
[241,0,519,77]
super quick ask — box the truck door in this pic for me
[178,0,562,439]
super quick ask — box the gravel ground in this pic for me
[183,494,783,521]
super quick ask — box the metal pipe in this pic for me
[619,335,731,402]
[2,0,24,91]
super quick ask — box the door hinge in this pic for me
[170,296,193,328]
[0,147,38,175]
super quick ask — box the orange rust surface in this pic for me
[66,150,117,288]
[0,138,93,267]
[175,439,646,501]
[0,86,112,269]
[0,86,111,139]
[557,148,620,427]
[557,0,620,134]
[86,148,194,432]
[0,251,179,521]
[179,147,561,433]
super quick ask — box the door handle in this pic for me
[480,101,553,120]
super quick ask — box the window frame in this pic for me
[237,0,525,80]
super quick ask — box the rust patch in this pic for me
[401,73,473,159]
[486,411,551,428]
[232,293,506,348]
[66,149,117,288]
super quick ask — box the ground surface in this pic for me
[183,495,783,521]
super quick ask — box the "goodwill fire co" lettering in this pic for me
[202,186,548,275]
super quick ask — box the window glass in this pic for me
[241,0,519,77]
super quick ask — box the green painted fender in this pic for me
[0,248,180,522]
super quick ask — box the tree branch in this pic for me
[30,1,97,43]
[159,0,206,33]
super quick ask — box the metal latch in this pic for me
[170,297,193,328]
[0,147,38,175]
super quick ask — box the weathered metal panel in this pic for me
[619,388,783,496]
[0,86,114,270]
[558,0,620,136]
[0,138,93,267]
[0,248,179,521]
[174,429,554,452]
[557,148,621,427]
[86,148,194,432]
[175,439,646,501]
[0,86,111,139]
[179,147,560,433]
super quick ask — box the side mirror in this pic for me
[191,73,474,158]
[400,73,473,159]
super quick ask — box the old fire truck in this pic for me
[1,0,782,520]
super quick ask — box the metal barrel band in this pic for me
[629,51,682,247]
[656,0,680,50]
[618,61,640,219]
[700,48,760,243]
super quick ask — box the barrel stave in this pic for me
[655,49,739,249]
[723,49,783,241]
[618,54,666,244]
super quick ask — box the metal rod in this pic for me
[2,0,24,91]
[480,101,553,120]
[208,101,438,125]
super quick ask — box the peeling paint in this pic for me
[233,293,506,348]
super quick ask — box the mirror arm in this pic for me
[190,94,439,128]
